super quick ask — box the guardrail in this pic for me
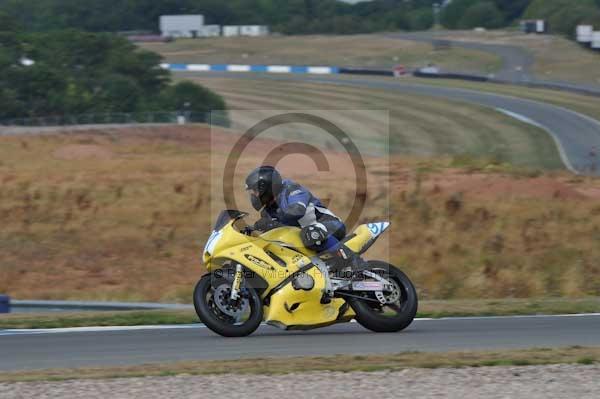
[161,63,339,75]
[413,70,490,82]
[412,70,600,98]
[0,295,9,313]
[10,299,193,313]
[338,67,393,77]
[0,111,228,130]
[163,63,600,97]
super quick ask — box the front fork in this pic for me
[230,263,244,300]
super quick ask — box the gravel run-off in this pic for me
[1,364,599,399]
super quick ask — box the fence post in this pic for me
[0,295,10,313]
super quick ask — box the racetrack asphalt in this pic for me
[178,72,600,174]
[389,31,600,94]
[388,31,534,82]
[2,314,600,371]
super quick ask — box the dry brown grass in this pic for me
[1,346,598,382]
[389,165,600,299]
[139,34,501,73]
[1,126,600,301]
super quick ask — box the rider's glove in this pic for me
[241,225,254,235]
[253,217,282,231]
[300,223,328,249]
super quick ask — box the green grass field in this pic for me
[1,346,598,381]
[2,297,600,329]
[181,75,563,169]
[320,73,600,122]
[142,31,600,86]
[400,76,600,121]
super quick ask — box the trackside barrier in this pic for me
[0,111,232,128]
[0,295,10,313]
[413,70,490,82]
[338,67,393,77]
[412,71,600,98]
[162,63,600,97]
[10,299,193,312]
[161,63,339,75]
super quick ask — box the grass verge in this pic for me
[2,297,600,329]
[185,75,563,169]
[397,76,600,122]
[1,346,598,382]
[441,30,600,86]
[139,34,501,73]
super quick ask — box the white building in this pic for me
[521,19,547,34]
[199,25,221,37]
[240,25,269,37]
[223,25,269,37]
[592,32,600,49]
[159,16,268,39]
[223,26,241,37]
[160,15,205,38]
[577,25,594,43]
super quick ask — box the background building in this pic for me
[222,25,240,37]
[160,16,268,38]
[240,25,270,37]
[199,25,221,37]
[159,15,205,38]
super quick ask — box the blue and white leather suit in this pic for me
[261,179,346,250]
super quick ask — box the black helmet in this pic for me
[245,166,283,210]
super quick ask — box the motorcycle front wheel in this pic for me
[193,273,263,337]
[348,260,418,333]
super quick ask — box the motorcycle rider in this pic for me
[244,165,358,270]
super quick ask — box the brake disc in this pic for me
[362,269,401,305]
[213,284,249,318]
[384,279,401,304]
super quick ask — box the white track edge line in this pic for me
[1,313,600,336]
[495,107,577,174]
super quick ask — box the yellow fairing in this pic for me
[260,222,391,256]
[345,222,390,254]
[258,226,314,256]
[205,223,306,290]
[204,220,395,330]
[263,265,354,329]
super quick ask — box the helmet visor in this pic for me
[248,188,260,196]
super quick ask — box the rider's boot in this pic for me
[318,245,367,304]
[322,245,367,277]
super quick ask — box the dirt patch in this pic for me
[425,172,587,200]
[53,145,114,161]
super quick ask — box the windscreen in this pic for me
[212,209,247,231]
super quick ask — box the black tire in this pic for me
[193,273,263,337]
[348,261,418,333]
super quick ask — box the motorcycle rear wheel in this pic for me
[193,273,263,337]
[348,261,418,333]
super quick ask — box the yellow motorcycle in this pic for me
[193,210,418,337]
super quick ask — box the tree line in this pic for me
[2,0,599,122]
[522,0,600,37]
[0,0,493,34]
[0,20,227,122]
[442,0,600,34]
[1,0,598,36]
